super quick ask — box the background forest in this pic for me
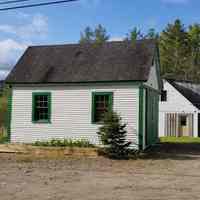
[80,19,200,82]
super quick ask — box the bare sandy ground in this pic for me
[1,144,200,200]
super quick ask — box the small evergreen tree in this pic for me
[98,111,131,159]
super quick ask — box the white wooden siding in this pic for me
[11,84,139,148]
[145,64,159,90]
[159,80,199,137]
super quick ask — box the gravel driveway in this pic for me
[1,143,200,200]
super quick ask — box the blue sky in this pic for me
[0,0,199,79]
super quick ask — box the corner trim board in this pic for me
[139,86,144,149]
[7,87,12,142]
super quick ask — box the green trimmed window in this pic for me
[32,92,51,123]
[92,92,113,123]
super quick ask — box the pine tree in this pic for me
[145,28,159,40]
[94,24,109,44]
[187,24,200,81]
[79,24,109,45]
[160,19,190,79]
[125,27,143,44]
[97,111,131,159]
[79,26,94,44]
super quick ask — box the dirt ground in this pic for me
[1,143,200,200]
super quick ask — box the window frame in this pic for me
[91,92,113,124]
[161,90,167,102]
[32,92,51,124]
[180,115,187,126]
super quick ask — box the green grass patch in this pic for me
[0,135,8,144]
[33,138,95,148]
[160,136,200,143]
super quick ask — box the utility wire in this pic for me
[0,0,79,11]
[0,0,30,5]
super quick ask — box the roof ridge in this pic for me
[29,39,156,49]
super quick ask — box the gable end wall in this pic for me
[159,81,199,137]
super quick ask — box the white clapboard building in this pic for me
[159,79,200,137]
[6,40,162,150]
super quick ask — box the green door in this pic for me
[145,89,159,147]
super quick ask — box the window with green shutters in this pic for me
[32,92,51,123]
[92,92,113,123]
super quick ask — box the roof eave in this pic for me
[5,79,146,85]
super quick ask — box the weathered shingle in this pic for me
[6,39,156,84]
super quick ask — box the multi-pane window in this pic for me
[161,90,167,102]
[92,92,113,123]
[180,115,187,126]
[32,93,51,123]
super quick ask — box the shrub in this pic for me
[0,135,8,144]
[97,111,131,159]
[33,138,95,148]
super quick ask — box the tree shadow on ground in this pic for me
[140,143,200,160]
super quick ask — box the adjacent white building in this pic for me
[159,79,200,138]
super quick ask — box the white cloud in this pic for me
[0,13,48,40]
[109,37,124,42]
[162,0,189,4]
[0,39,27,69]
[0,70,10,80]
[0,39,28,79]
[0,12,48,79]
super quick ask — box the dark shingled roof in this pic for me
[6,39,157,84]
[168,79,200,110]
